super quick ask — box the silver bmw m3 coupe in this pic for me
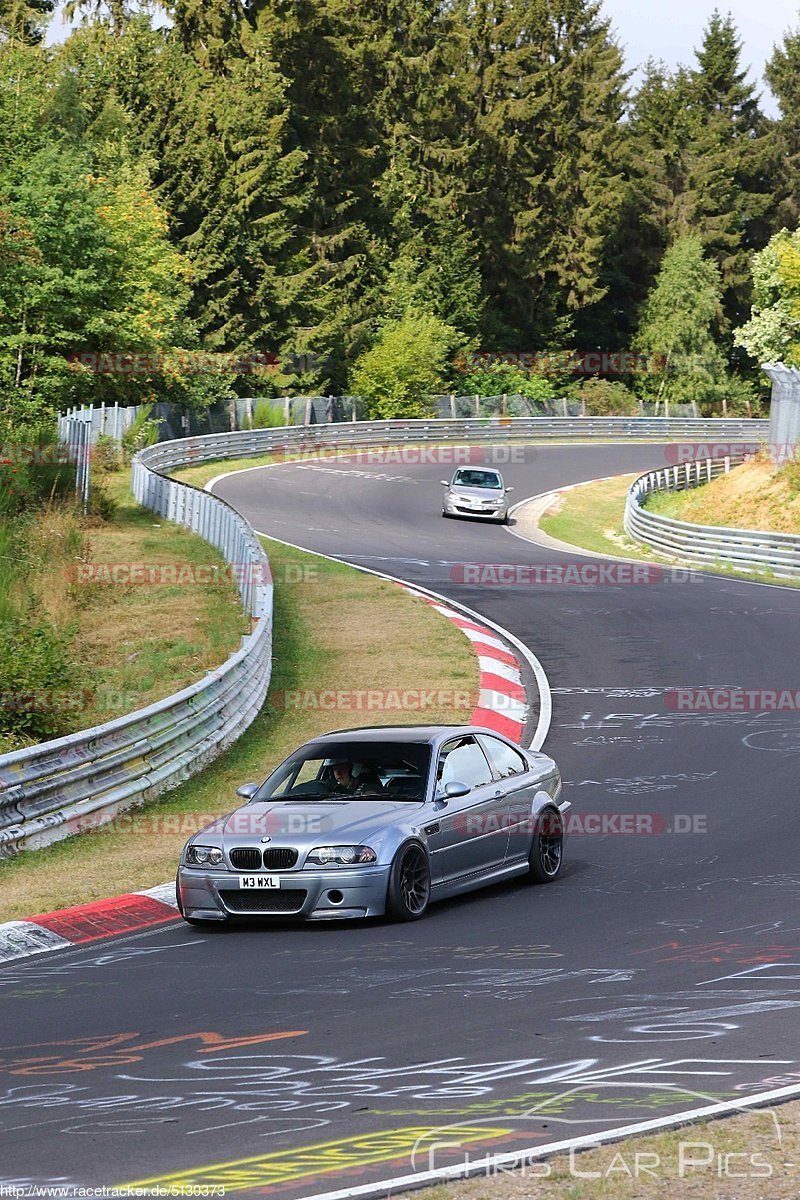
[176,725,568,924]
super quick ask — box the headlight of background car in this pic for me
[305,845,377,866]
[186,844,225,867]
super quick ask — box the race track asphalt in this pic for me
[3,442,800,1197]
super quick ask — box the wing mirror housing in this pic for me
[440,480,449,487]
[236,782,259,800]
[443,780,471,799]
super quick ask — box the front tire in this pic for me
[528,807,563,883]
[386,842,431,921]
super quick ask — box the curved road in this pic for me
[3,443,800,1196]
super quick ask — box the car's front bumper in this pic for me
[444,499,508,521]
[178,864,391,921]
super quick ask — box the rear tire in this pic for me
[386,843,431,921]
[528,807,563,883]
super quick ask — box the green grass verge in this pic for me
[537,474,800,588]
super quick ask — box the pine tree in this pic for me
[367,0,484,339]
[765,23,800,229]
[686,11,775,330]
[63,0,135,37]
[586,60,695,350]
[142,20,307,368]
[0,0,54,44]
[454,0,627,348]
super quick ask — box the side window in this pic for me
[437,736,493,789]
[478,735,528,779]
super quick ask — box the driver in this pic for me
[330,758,358,794]
[329,757,383,796]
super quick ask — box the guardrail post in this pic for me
[763,362,800,452]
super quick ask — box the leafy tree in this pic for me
[634,236,735,412]
[734,229,800,368]
[350,312,462,419]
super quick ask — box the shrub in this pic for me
[567,377,639,415]
[457,362,556,401]
[350,312,462,419]
[93,434,122,473]
[121,405,161,463]
[251,400,286,428]
[0,609,79,741]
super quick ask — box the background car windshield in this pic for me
[453,470,502,489]
[255,741,432,801]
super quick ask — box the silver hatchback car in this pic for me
[176,725,568,924]
[441,467,514,523]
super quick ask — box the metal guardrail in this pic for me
[624,452,800,578]
[0,414,770,857]
[0,455,273,858]
[142,416,769,473]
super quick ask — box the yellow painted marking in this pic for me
[122,1124,513,1192]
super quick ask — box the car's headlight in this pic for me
[305,845,377,866]
[186,844,225,867]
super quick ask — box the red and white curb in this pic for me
[402,586,528,743]
[0,882,178,965]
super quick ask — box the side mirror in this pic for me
[440,480,449,487]
[506,486,514,493]
[443,780,471,799]
[236,782,259,801]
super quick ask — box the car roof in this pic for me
[299,725,518,748]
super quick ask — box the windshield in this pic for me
[452,469,503,490]
[254,741,432,802]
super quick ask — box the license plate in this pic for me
[238,875,281,889]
